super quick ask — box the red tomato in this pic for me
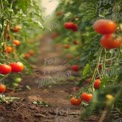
[64,44,70,49]
[13,40,21,46]
[81,92,92,102]
[64,22,78,31]
[100,34,122,49]
[71,65,79,72]
[70,97,81,106]
[73,40,79,45]
[94,79,101,89]
[0,84,6,93]
[11,25,21,32]
[71,24,78,31]
[0,64,11,74]
[64,22,74,29]
[10,62,24,73]
[93,19,117,34]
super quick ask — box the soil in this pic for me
[0,36,103,122]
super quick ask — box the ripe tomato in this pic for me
[64,22,78,31]
[94,79,101,89]
[11,25,21,32]
[70,97,81,106]
[0,84,6,93]
[93,19,117,34]
[10,62,24,73]
[73,40,79,45]
[71,65,79,72]
[71,24,78,31]
[81,92,92,102]
[24,53,31,59]
[64,44,70,49]
[28,50,35,56]
[0,64,11,74]
[4,46,13,53]
[100,34,122,49]
[13,40,20,46]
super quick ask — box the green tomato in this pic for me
[12,83,19,87]
[15,77,22,83]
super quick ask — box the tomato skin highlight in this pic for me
[94,79,101,89]
[100,34,122,49]
[81,92,92,102]
[10,62,24,73]
[93,19,117,34]
[0,64,11,74]
[71,65,79,72]
[0,84,6,93]
[70,97,81,106]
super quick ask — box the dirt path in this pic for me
[0,36,82,122]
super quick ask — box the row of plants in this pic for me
[52,0,122,121]
[0,0,44,95]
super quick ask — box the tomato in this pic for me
[64,44,70,49]
[66,54,73,59]
[64,22,78,31]
[11,25,21,32]
[71,24,78,31]
[70,97,81,106]
[73,40,79,45]
[10,62,24,73]
[4,46,13,53]
[81,92,92,102]
[0,64,11,74]
[71,65,79,72]
[94,79,101,89]
[93,19,117,34]
[0,84,6,93]
[100,34,122,49]
[13,40,21,46]
[15,77,22,83]
[24,53,31,59]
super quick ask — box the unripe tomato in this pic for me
[94,79,101,89]
[93,19,117,34]
[0,64,11,74]
[100,34,122,49]
[70,97,81,106]
[11,25,21,32]
[0,84,6,93]
[81,92,92,102]
[10,62,24,73]
[13,40,21,46]
[71,65,79,72]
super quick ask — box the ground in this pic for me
[0,36,100,122]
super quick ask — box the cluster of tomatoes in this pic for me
[70,78,101,106]
[93,19,122,49]
[0,26,25,93]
